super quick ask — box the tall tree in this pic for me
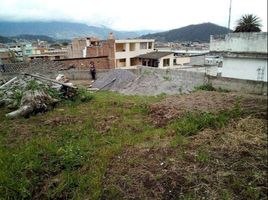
[234,14,262,32]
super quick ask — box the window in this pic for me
[148,42,153,49]
[140,42,147,49]
[119,59,125,62]
[130,43,136,51]
[163,59,170,67]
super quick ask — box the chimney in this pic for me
[108,32,115,40]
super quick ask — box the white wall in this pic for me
[222,57,267,82]
[210,32,267,53]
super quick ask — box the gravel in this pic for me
[91,69,138,91]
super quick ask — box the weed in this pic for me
[195,83,216,91]
[169,102,242,137]
[195,83,230,92]
[12,89,23,107]
[163,75,171,81]
[75,87,94,103]
[25,80,44,91]
[196,151,210,163]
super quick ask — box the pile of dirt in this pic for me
[92,67,205,96]
[101,117,268,199]
[91,69,138,91]
[149,91,267,126]
[121,67,199,96]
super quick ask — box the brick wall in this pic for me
[57,56,112,70]
[86,39,115,68]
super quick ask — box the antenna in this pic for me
[228,0,232,31]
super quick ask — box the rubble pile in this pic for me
[92,67,197,96]
[0,74,77,118]
[92,69,138,91]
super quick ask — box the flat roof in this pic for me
[115,39,155,43]
[137,51,174,59]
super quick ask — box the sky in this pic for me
[0,0,267,31]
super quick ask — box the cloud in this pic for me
[0,0,266,31]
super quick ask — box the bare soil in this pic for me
[102,116,268,200]
[149,91,267,126]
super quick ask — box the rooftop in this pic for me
[137,51,173,59]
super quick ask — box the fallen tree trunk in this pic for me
[6,90,59,118]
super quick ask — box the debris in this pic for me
[0,73,78,118]
[0,77,17,89]
[91,69,138,91]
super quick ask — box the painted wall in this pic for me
[158,54,174,68]
[175,57,190,65]
[222,57,267,82]
[115,39,155,67]
[210,32,267,53]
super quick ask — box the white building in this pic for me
[115,39,155,67]
[137,52,175,68]
[210,32,267,82]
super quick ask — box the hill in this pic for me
[11,34,55,42]
[0,21,155,40]
[141,22,230,42]
[0,35,16,43]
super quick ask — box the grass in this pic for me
[195,83,230,92]
[0,91,265,200]
[0,91,165,199]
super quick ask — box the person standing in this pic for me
[89,61,96,81]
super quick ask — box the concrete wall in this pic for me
[222,57,267,82]
[175,57,190,65]
[208,75,267,95]
[137,67,207,91]
[189,55,205,66]
[210,32,267,53]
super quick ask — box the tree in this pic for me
[234,14,262,32]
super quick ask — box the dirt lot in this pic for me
[102,116,267,200]
[0,90,267,200]
[149,91,267,126]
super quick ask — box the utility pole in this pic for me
[228,0,232,31]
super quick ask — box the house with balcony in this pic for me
[115,39,155,68]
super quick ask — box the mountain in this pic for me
[140,23,230,42]
[12,34,55,42]
[0,35,16,43]
[0,21,155,40]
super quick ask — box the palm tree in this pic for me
[234,14,262,32]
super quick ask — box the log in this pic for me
[6,90,59,118]
[22,73,77,89]
[0,77,17,89]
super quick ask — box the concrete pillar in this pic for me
[126,58,130,67]
[125,43,130,52]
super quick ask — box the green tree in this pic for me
[234,14,262,32]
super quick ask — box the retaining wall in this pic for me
[207,75,267,95]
